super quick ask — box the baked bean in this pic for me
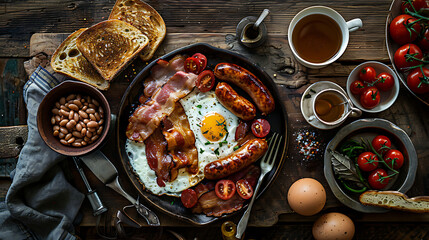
[52,108,59,115]
[81,128,87,136]
[51,117,56,125]
[84,136,90,142]
[98,119,104,125]
[83,102,88,106]
[65,133,72,141]
[72,131,82,138]
[87,121,98,128]
[89,114,96,121]
[79,110,88,119]
[99,106,104,115]
[76,94,82,100]
[73,99,82,107]
[55,102,61,109]
[55,115,61,123]
[74,113,79,122]
[76,123,82,132]
[65,103,69,108]
[59,132,65,139]
[72,142,82,147]
[60,127,68,134]
[80,121,86,128]
[82,105,88,111]
[94,112,101,121]
[97,126,103,135]
[66,120,76,130]
[88,103,96,109]
[88,127,96,132]
[86,130,93,138]
[67,137,75,144]
[66,94,76,101]
[68,110,74,120]
[60,109,69,117]
[68,103,79,111]
[83,119,90,124]
[60,105,70,112]
[86,108,96,114]
[53,130,59,137]
[60,119,68,126]
[53,125,60,131]
[59,97,66,105]
[81,141,87,146]
[60,139,68,145]
[91,135,99,142]
[92,99,100,106]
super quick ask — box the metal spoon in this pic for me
[253,9,270,30]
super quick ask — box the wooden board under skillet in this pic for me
[116,43,288,225]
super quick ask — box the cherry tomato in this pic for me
[394,43,423,71]
[350,80,366,95]
[368,168,390,190]
[406,67,429,94]
[251,119,271,138]
[235,120,250,141]
[184,57,202,74]
[359,66,377,83]
[401,0,427,14]
[389,14,422,45]
[372,135,392,154]
[181,189,198,208]
[236,179,254,200]
[384,149,405,170]
[418,28,429,52]
[360,87,380,109]
[192,53,207,70]
[375,72,395,91]
[357,152,379,172]
[196,70,215,92]
[215,180,236,200]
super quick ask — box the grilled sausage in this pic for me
[214,63,275,115]
[215,82,256,121]
[204,138,268,180]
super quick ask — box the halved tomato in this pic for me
[251,119,270,138]
[196,70,215,92]
[192,53,207,70]
[215,180,236,200]
[184,57,202,74]
[236,179,254,199]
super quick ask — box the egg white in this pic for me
[125,88,239,196]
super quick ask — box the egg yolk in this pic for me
[201,113,227,142]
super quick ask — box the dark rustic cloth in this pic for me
[0,66,84,240]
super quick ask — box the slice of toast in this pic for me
[360,190,429,213]
[109,0,166,62]
[50,29,110,90]
[76,19,149,82]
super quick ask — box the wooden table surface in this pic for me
[1,0,429,239]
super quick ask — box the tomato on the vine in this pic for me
[375,72,395,91]
[401,0,427,14]
[389,14,421,45]
[359,66,377,83]
[350,80,366,95]
[368,168,390,190]
[236,179,254,200]
[215,180,236,200]
[394,43,423,70]
[406,67,429,94]
[372,135,392,154]
[357,152,379,172]
[384,149,405,170]
[418,28,429,52]
[360,87,380,109]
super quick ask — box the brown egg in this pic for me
[312,212,355,240]
[287,178,326,216]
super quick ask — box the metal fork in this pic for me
[235,133,283,239]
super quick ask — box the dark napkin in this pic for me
[0,66,84,240]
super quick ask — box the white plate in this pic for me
[300,81,348,130]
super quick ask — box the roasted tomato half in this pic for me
[236,179,254,199]
[251,119,271,138]
[184,57,203,74]
[192,53,208,70]
[196,70,215,92]
[215,180,236,200]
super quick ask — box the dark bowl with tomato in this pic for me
[386,0,429,106]
[324,118,417,213]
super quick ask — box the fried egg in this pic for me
[125,88,239,196]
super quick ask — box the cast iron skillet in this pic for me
[116,43,288,225]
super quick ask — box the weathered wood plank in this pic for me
[0,0,392,57]
[0,125,28,159]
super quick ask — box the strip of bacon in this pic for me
[162,102,199,175]
[126,71,197,143]
[143,55,186,97]
[144,128,173,184]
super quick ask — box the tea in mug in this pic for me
[314,92,344,122]
[292,14,342,63]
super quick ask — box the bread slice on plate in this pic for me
[360,190,429,213]
[51,28,110,90]
[109,0,166,62]
[76,19,149,82]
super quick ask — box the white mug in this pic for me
[288,6,362,69]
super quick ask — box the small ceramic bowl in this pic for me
[324,118,417,212]
[346,61,399,113]
[37,80,111,156]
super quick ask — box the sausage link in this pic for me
[214,63,275,115]
[215,82,256,121]
[204,138,268,180]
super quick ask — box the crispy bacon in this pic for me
[126,71,197,143]
[162,102,199,175]
[144,128,173,184]
[192,165,261,217]
[143,55,186,97]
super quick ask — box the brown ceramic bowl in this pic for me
[37,80,111,156]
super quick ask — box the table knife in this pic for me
[79,150,160,226]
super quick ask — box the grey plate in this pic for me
[324,118,417,213]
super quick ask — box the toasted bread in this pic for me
[109,0,166,62]
[50,29,110,90]
[360,190,429,213]
[76,19,149,82]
